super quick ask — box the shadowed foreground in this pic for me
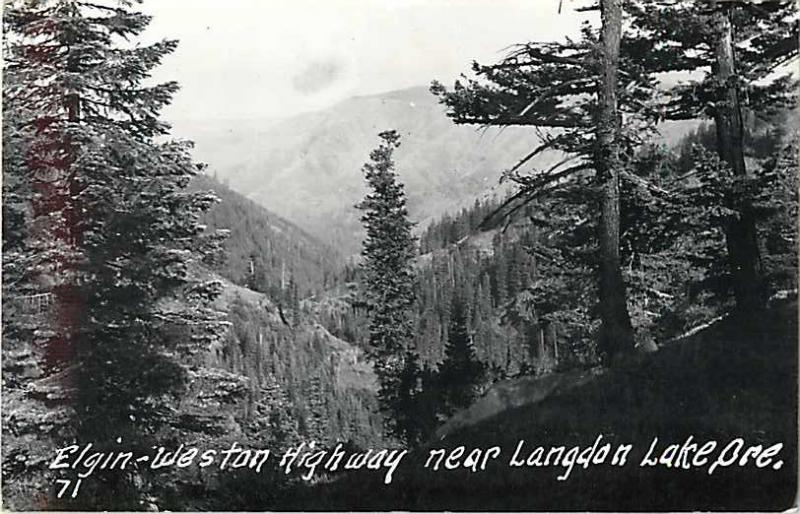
[288,299,797,511]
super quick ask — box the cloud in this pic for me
[291,59,345,94]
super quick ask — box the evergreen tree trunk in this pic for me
[50,26,85,369]
[711,2,765,313]
[595,0,636,363]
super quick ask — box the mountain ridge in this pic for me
[185,86,549,254]
[186,86,697,256]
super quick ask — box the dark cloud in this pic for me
[291,59,344,94]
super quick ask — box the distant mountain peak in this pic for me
[196,86,696,256]
[348,85,436,104]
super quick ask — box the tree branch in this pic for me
[517,77,597,118]
[481,163,593,230]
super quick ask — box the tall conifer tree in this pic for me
[3,1,229,508]
[594,0,636,360]
[624,0,798,312]
[356,130,420,444]
[431,0,651,363]
[438,297,485,414]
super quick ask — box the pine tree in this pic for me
[438,297,485,415]
[430,0,655,364]
[356,130,420,444]
[624,0,798,312]
[304,373,329,444]
[594,0,636,361]
[3,1,229,508]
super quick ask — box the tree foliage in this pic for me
[438,297,486,414]
[2,0,230,508]
[625,0,798,313]
[431,0,657,363]
[356,130,421,444]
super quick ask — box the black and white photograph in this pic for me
[1,0,798,510]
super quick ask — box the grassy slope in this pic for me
[297,300,797,511]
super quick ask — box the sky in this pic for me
[142,0,597,123]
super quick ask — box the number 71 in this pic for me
[55,479,82,499]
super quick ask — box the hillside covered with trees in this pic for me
[1,0,797,511]
[190,175,344,300]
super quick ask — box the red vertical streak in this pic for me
[23,29,85,369]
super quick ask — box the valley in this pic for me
[3,0,797,509]
[183,86,557,255]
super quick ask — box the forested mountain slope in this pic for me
[185,178,381,441]
[311,115,798,451]
[189,175,343,299]
[206,274,381,447]
[0,269,382,511]
[405,115,799,379]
